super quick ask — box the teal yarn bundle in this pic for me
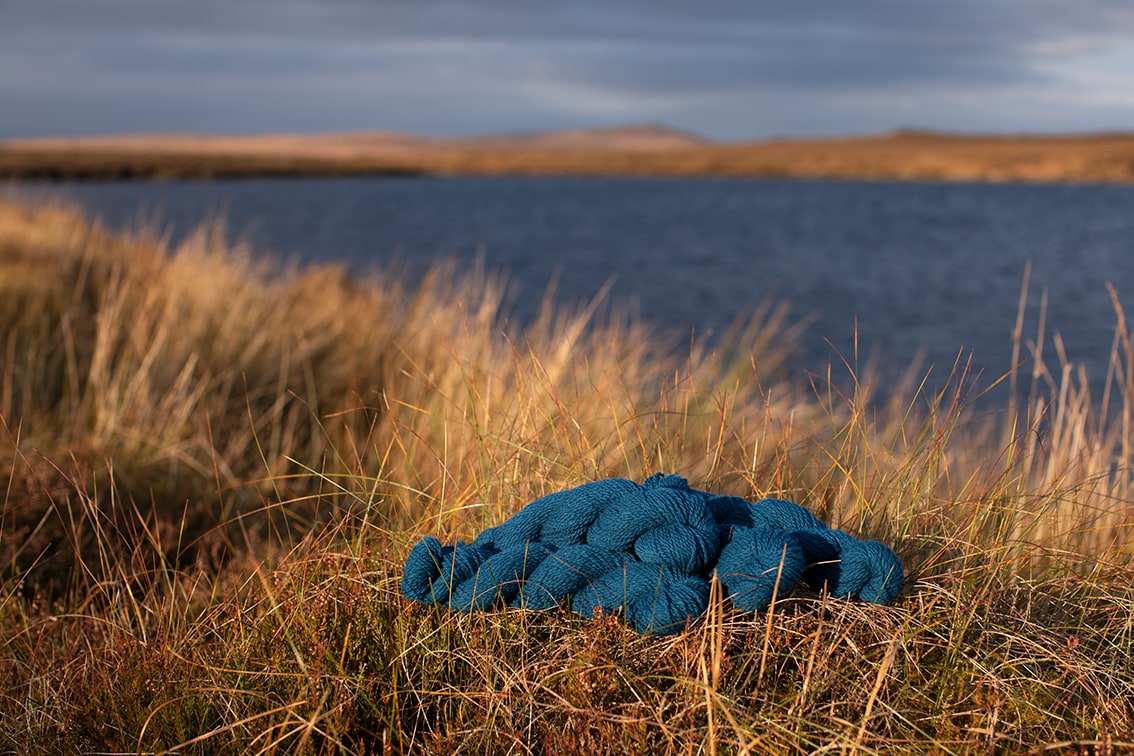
[401,474,903,635]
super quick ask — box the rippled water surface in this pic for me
[23,176,1134,398]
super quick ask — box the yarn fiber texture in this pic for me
[401,474,903,635]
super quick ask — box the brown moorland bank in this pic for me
[4,125,1134,182]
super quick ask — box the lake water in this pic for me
[17,176,1134,402]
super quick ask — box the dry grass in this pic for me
[5,127,1134,183]
[1,199,1133,753]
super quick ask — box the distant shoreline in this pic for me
[4,126,1134,184]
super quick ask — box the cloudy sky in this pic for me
[3,0,1134,141]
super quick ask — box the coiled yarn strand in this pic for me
[402,474,903,634]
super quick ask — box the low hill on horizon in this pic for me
[4,124,1134,183]
[0,123,708,153]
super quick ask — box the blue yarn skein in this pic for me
[401,474,903,635]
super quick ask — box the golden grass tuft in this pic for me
[1,198,1133,753]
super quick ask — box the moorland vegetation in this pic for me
[0,199,1132,752]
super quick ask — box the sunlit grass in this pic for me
[1,199,1132,753]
